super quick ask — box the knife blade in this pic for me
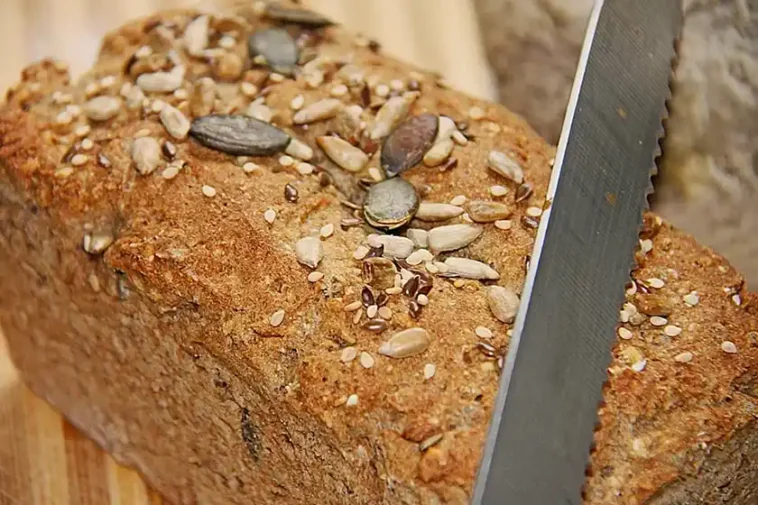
[472,1,682,504]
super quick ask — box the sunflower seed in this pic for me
[341,347,357,363]
[444,257,499,280]
[284,184,298,202]
[369,94,416,140]
[270,309,285,327]
[618,327,633,340]
[83,96,121,121]
[137,69,184,93]
[371,235,414,259]
[359,351,375,369]
[486,286,520,323]
[406,229,429,248]
[246,102,274,123]
[466,200,511,223]
[382,113,438,177]
[248,28,299,75]
[284,138,313,160]
[664,325,682,337]
[423,139,454,167]
[364,177,419,230]
[190,115,290,156]
[264,4,333,26]
[82,231,114,255]
[415,203,464,222]
[363,319,389,333]
[721,341,738,354]
[344,300,362,312]
[317,136,368,172]
[183,15,209,56]
[160,104,190,139]
[379,328,429,358]
[487,150,523,183]
[131,137,161,175]
[515,183,533,202]
[293,98,342,124]
[428,224,482,253]
[295,236,323,268]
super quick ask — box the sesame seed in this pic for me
[424,363,436,380]
[55,166,74,178]
[360,352,375,369]
[136,45,153,58]
[453,279,465,289]
[468,106,485,120]
[296,162,314,175]
[346,394,359,407]
[219,35,236,49]
[279,155,295,167]
[202,185,217,197]
[264,209,276,224]
[56,111,73,125]
[151,100,166,113]
[242,162,260,173]
[71,154,88,166]
[390,79,405,91]
[683,292,699,306]
[475,326,493,339]
[353,245,370,260]
[74,124,91,137]
[81,138,94,150]
[240,82,258,97]
[494,220,512,230]
[270,309,285,327]
[375,84,390,97]
[367,305,378,318]
[134,128,150,138]
[647,278,665,289]
[290,94,305,110]
[664,325,682,337]
[174,88,188,100]
[330,84,348,97]
[626,283,638,296]
[385,286,402,295]
[320,223,335,238]
[417,294,429,306]
[450,195,467,206]
[344,300,362,312]
[490,185,508,197]
[640,239,653,254]
[341,347,357,362]
[161,165,180,180]
[732,294,742,306]
[269,73,285,83]
[618,327,633,340]
[721,341,738,354]
[378,306,392,320]
[674,351,693,363]
[526,206,543,218]
[631,360,647,372]
[650,316,667,327]
[308,271,324,283]
[100,75,116,88]
[84,82,100,96]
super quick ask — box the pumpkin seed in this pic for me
[190,115,290,156]
[382,113,438,177]
[83,96,121,121]
[428,224,482,253]
[368,94,416,140]
[364,177,419,230]
[443,257,500,280]
[131,137,161,175]
[488,150,524,183]
[160,104,190,139]
[248,28,299,75]
[415,203,464,222]
[293,98,342,124]
[295,236,323,268]
[317,136,368,172]
[487,286,520,323]
[466,200,511,223]
[265,4,333,27]
[423,139,454,167]
[406,228,429,248]
[379,328,430,358]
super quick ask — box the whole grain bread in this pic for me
[0,4,756,504]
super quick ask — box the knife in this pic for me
[472,1,683,503]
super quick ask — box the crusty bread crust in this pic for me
[1,5,756,504]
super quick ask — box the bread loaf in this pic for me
[1,4,756,504]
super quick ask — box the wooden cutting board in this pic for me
[0,333,163,505]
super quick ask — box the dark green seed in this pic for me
[265,5,333,27]
[190,115,290,156]
[248,28,299,75]
[363,177,419,230]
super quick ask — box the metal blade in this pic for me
[472,1,682,503]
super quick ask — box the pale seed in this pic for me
[308,271,324,283]
[317,136,368,172]
[664,325,682,337]
[406,229,429,248]
[452,130,468,146]
[246,102,274,123]
[83,96,121,121]
[353,245,370,260]
[279,155,295,167]
[378,306,392,320]
[82,231,114,255]
[618,327,633,340]
[290,94,305,110]
[81,138,94,150]
[683,292,699,306]
[136,70,184,93]
[320,223,335,238]
[445,257,500,280]
[721,341,738,354]
[372,235,414,259]
[487,286,520,323]
[375,83,390,98]
[243,162,261,173]
[435,116,457,143]
[295,236,323,268]
[640,239,653,254]
[526,206,543,218]
[360,351,375,369]
[647,278,665,289]
[490,185,508,197]
[330,84,348,97]
[467,200,511,223]
[423,139,454,167]
[488,150,524,183]
[379,328,430,358]
[285,138,314,161]
[475,326,493,339]
[450,195,467,206]
[161,165,180,180]
[240,82,258,97]
[160,104,190,139]
[428,224,482,253]
[415,203,464,222]
[270,309,285,327]
[674,351,693,363]
[369,94,415,140]
[469,106,485,120]
[346,394,359,407]
[650,316,667,327]
[131,137,161,175]
[183,15,209,56]
[71,154,88,167]
[293,98,342,124]
[264,209,276,224]
[202,185,217,197]
[631,360,647,372]
[423,363,436,380]
[344,301,362,312]
[386,287,402,295]
[341,347,357,362]
[495,220,512,230]
[417,294,430,306]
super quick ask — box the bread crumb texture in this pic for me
[0,3,756,504]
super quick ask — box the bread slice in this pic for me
[0,5,756,504]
